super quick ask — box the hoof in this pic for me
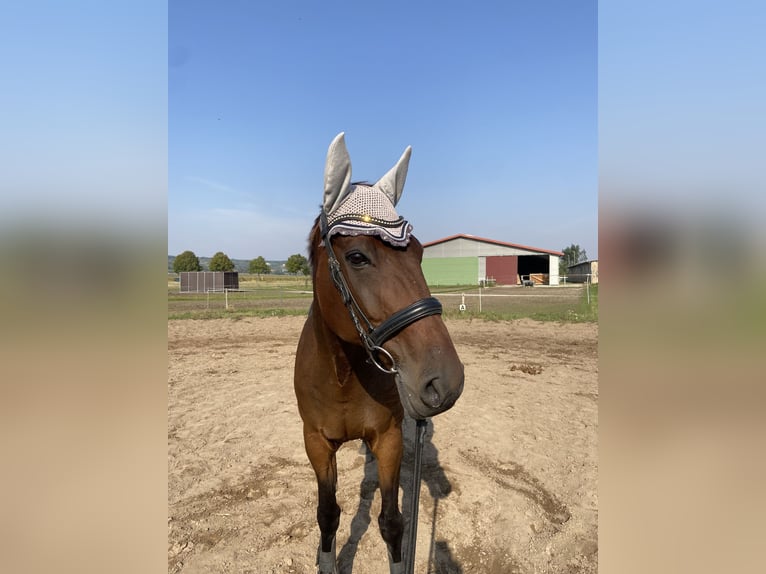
[316,537,338,574]
[316,552,338,574]
[387,549,405,574]
[316,562,338,574]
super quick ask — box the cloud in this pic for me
[184,176,248,198]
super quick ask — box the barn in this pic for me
[566,260,599,284]
[179,271,239,293]
[421,234,563,286]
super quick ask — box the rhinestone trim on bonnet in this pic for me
[325,184,412,247]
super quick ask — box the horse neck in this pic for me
[309,300,361,386]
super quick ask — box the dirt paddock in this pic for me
[168,315,598,573]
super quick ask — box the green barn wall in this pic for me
[421,257,478,286]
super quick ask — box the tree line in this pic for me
[175,243,589,278]
[172,250,310,276]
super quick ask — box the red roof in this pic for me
[422,233,564,257]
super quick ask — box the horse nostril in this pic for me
[421,378,443,409]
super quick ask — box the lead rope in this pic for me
[405,418,428,574]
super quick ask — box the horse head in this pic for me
[310,133,464,419]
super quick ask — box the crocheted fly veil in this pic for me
[322,133,413,247]
[327,184,412,245]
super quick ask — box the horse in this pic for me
[294,133,464,574]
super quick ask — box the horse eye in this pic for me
[345,251,370,267]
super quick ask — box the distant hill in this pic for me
[168,255,287,274]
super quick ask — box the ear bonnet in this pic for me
[322,133,413,247]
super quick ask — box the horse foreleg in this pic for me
[304,431,340,574]
[370,429,405,574]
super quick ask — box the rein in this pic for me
[319,210,443,374]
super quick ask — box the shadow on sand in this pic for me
[337,417,462,574]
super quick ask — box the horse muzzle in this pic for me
[395,362,465,420]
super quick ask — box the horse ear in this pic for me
[323,132,353,214]
[374,146,411,206]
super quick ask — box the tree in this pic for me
[208,251,235,272]
[173,250,202,273]
[560,244,588,275]
[249,256,271,277]
[285,253,310,275]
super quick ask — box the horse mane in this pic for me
[308,216,321,281]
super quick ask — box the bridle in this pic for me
[319,210,443,374]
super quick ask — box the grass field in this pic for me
[168,274,598,322]
[436,284,598,322]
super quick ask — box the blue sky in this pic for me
[169,0,597,261]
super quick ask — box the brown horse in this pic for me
[294,133,464,574]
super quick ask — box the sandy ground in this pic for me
[168,315,597,573]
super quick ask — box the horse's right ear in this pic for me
[323,132,353,214]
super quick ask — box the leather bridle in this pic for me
[319,210,443,374]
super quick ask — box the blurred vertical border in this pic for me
[0,2,167,573]
[600,1,765,573]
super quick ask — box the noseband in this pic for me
[319,211,443,374]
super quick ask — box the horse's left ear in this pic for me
[374,146,411,206]
[324,132,353,214]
